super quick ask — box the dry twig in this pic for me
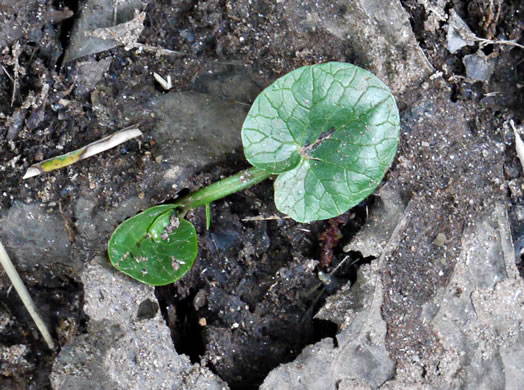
[0,241,55,350]
[23,126,143,179]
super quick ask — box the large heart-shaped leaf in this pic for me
[108,205,198,286]
[241,62,400,222]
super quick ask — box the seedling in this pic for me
[108,62,400,286]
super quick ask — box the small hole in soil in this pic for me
[156,249,374,389]
[156,255,375,388]
[450,84,460,102]
[155,182,377,388]
[312,319,339,347]
[156,286,206,363]
[136,299,159,320]
[55,0,81,68]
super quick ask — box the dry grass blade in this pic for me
[0,241,55,350]
[23,126,142,179]
[511,120,524,171]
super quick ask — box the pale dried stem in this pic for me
[510,120,524,171]
[23,127,142,179]
[0,241,55,350]
[477,37,524,50]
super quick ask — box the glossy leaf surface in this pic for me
[242,62,400,222]
[108,205,197,286]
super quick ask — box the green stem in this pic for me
[175,166,273,216]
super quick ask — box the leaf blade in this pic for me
[108,205,198,286]
[242,62,400,222]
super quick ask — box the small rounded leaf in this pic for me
[108,205,198,286]
[241,62,400,223]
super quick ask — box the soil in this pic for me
[155,178,369,389]
[0,0,523,389]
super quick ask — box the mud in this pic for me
[0,0,523,389]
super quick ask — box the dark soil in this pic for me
[155,176,369,389]
[0,0,522,388]
[0,264,84,389]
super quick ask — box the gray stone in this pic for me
[63,0,145,63]
[73,195,150,254]
[0,344,32,376]
[51,257,227,390]
[375,202,524,389]
[447,10,476,53]
[514,205,524,221]
[193,68,261,104]
[301,0,433,93]
[0,2,72,47]
[75,58,113,97]
[148,91,247,190]
[343,183,408,258]
[464,51,497,82]
[0,201,72,271]
[501,334,524,390]
[262,262,395,389]
[284,201,524,390]
[51,332,117,390]
[426,204,524,390]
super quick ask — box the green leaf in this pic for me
[108,205,198,286]
[242,62,400,223]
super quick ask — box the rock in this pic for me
[426,203,524,389]
[193,68,261,104]
[262,262,395,389]
[0,2,73,47]
[73,195,150,255]
[379,203,524,389]
[302,0,433,93]
[0,201,73,271]
[343,183,408,257]
[51,257,227,390]
[431,232,447,247]
[270,201,524,389]
[75,58,114,97]
[447,10,476,53]
[419,0,447,33]
[515,205,524,222]
[0,344,32,376]
[63,0,145,63]
[373,87,512,388]
[148,91,247,190]
[508,179,524,201]
[51,332,116,389]
[463,51,497,82]
[0,305,13,333]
